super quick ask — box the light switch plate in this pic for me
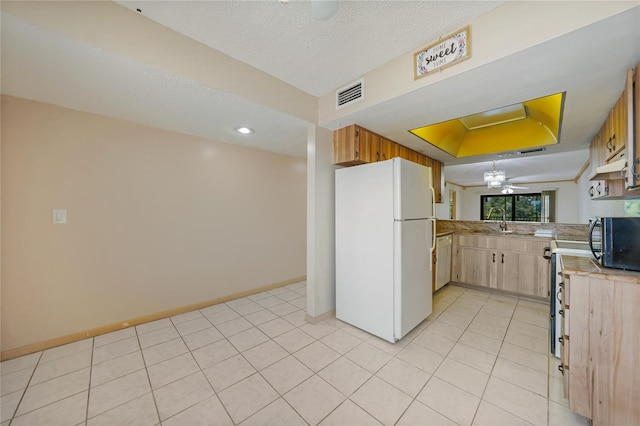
[52,209,67,224]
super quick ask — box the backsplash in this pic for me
[437,220,590,241]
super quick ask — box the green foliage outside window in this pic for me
[481,193,542,222]
[625,200,640,217]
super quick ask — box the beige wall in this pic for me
[1,96,307,351]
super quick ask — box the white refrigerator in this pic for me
[335,157,435,343]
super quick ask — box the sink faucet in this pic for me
[486,206,508,231]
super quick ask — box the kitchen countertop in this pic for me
[436,219,589,241]
[446,230,554,239]
[561,254,640,284]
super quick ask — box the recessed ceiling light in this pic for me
[235,127,254,134]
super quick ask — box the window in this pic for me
[481,193,543,222]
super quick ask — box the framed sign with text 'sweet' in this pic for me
[414,25,471,79]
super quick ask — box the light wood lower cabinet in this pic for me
[560,272,640,425]
[451,234,550,298]
[457,247,491,288]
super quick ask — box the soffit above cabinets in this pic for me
[409,92,565,158]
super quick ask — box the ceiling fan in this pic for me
[500,180,529,194]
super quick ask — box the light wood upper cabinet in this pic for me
[452,234,550,298]
[379,137,398,162]
[397,145,418,163]
[589,64,640,198]
[431,161,443,204]
[332,124,377,166]
[333,124,446,203]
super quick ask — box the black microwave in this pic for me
[589,217,640,272]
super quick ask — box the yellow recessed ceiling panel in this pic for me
[409,92,564,158]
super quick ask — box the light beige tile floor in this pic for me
[0,282,591,426]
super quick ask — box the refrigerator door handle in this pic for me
[429,187,436,217]
[430,219,436,271]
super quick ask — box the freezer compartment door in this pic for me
[393,158,433,220]
[394,219,433,340]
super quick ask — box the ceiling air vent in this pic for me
[517,147,547,155]
[336,79,364,109]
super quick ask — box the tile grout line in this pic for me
[6,351,44,426]
[149,285,308,425]
[391,287,470,424]
[84,337,95,426]
[6,345,94,424]
[341,286,472,426]
[470,294,549,426]
[218,287,315,425]
[425,288,501,426]
[134,325,163,426]
[468,292,519,426]
[177,309,239,426]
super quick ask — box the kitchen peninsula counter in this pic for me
[557,255,640,425]
[561,254,640,284]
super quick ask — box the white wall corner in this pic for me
[306,124,337,318]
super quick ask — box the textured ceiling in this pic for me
[115,0,505,97]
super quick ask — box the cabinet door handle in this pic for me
[376,151,380,161]
[559,309,564,317]
[355,150,359,159]
[588,186,594,197]
[611,134,616,151]
[558,336,564,345]
[501,253,504,264]
[492,253,496,263]
[596,182,602,195]
[558,364,564,375]
[559,281,564,288]
[606,137,613,152]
